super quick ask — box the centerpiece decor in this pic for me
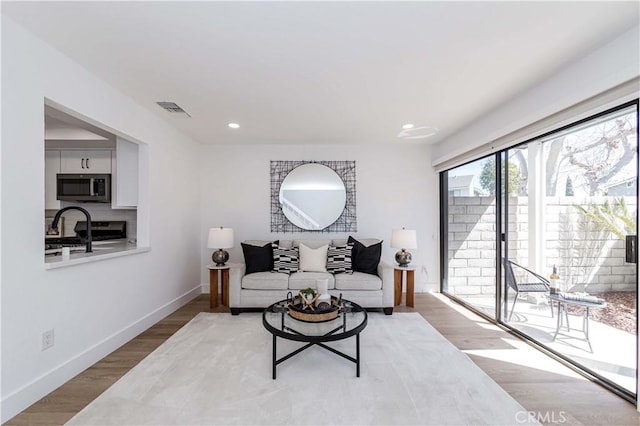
[287,290,342,322]
[299,288,319,310]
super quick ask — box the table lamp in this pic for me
[208,227,234,266]
[391,228,417,267]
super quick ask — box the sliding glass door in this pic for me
[441,101,638,399]
[504,103,638,395]
[442,156,497,319]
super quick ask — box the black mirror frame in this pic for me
[270,160,357,233]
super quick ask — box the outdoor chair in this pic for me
[503,259,552,321]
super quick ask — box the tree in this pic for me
[479,158,522,196]
[565,176,574,196]
[510,149,529,196]
[545,137,565,196]
[546,113,637,196]
[567,116,636,195]
[574,197,636,240]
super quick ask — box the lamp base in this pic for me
[212,249,229,267]
[395,249,412,267]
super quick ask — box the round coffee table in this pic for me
[262,298,368,379]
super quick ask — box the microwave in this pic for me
[56,174,111,202]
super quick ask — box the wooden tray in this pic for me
[288,296,340,323]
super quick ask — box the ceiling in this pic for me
[3,1,639,146]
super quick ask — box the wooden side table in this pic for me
[394,266,416,308]
[207,264,232,308]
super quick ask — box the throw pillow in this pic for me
[241,242,276,274]
[348,236,382,275]
[298,243,329,272]
[272,243,299,274]
[327,244,353,274]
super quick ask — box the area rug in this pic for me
[67,313,535,425]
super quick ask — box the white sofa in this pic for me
[229,238,395,315]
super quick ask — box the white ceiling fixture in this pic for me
[228,123,240,129]
[4,2,638,146]
[402,124,414,130]
[397,126,439,140]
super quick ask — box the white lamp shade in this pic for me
[391,228,417,249]
[207,227,234,249]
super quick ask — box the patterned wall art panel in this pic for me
[271,160,357,233]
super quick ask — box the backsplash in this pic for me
[45,202,137,240]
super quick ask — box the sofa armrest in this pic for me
[228,263,246,308]
[378,261,395,308]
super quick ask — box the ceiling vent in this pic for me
[156,101,191,117]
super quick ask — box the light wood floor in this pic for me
[6,293,640,425]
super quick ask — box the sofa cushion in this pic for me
[244,240,292,248]
[335,271,382,291]
[272,243,299,274]
[289,272,335,290]
[242,271,289,290]
[241,242,276,274]
[333,238,379,247]
[327,244,353,274]
[299,243,328,272]
[348,236,382,275]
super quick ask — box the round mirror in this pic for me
[279,163,346,230]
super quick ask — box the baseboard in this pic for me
[201,282,210,293]
[1,285,202,423]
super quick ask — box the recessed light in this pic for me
[402,123,414,130]
[228,123,240,129]
[397,126,439,140]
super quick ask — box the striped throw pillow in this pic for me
[327,244,353,274]
[272,243,299,274]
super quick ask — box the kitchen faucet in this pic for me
[52,206,92,253]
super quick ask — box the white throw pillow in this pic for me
[299,243,328,272]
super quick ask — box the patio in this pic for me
[458,293,637,393]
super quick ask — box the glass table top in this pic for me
[262,298,367,342]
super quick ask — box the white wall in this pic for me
[1,17,202,421]
[199,144,440,293]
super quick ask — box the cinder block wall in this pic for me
[447,196,636,295]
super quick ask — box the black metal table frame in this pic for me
[262,301,368,380]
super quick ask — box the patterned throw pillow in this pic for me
[272,243,299,274]
[327,244,353,274]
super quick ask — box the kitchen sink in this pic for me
[45,246,114,256]
[92,240,122,246]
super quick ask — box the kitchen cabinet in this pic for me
[112,137,139,208]
[61,150,111,173]
[45,150,61,210]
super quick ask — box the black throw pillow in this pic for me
[241,241,278,274]
[348,236,382,275]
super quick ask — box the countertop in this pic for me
[44,240,150,269]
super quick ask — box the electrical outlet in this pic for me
[42,329,54,351]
